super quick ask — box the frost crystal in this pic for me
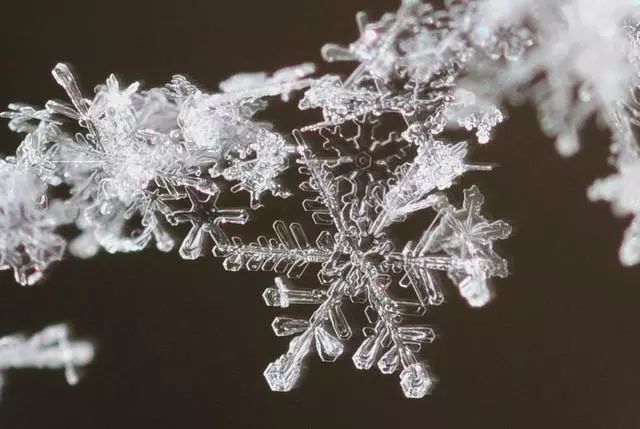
[0,324,94,398]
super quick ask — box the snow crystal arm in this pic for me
[0,104,60,133]
[298,76,386,130]
[420,186,511,306]
[322,0,430,82]
[352,265,435,398]
[262,277,328,308]
[213,221,332,278]
[385,210,449,308]
[169,188,249,260]
[50,63,135,151]
[386,242,450,307]
[370,139,489,235]
[294,130,352,235]
[388,253,453,270]
[50,64,93,124]
[263,277,350,392]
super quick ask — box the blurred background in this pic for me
[0,1,638,428]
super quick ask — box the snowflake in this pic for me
[471,0,640,156]
[0,158,67,285]
[0,324,94,399]
[169,188,249,260]
[173,63,314,207]
[2,62,311,265]
[212,123,510,398]
[309,1,508,146]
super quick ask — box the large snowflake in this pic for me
[213,124,510,398]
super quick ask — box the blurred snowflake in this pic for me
[0,324,94,399]
[0,158,67,285]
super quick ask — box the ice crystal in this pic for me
[470,0,640,156]
[0,158,67,285]
[1,62,313,279]
[0,324,94,398]
[469,0,640,265]
[213,122,509,397]
[0,0,533,399]
[315,0,510,144]
[303,0,640,269]
[306,115,412,181]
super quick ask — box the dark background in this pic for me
[0,1,638,428]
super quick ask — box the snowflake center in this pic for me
[354,152,373,169]
[339,234,388,269]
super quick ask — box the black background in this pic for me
[0,1,639,428]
